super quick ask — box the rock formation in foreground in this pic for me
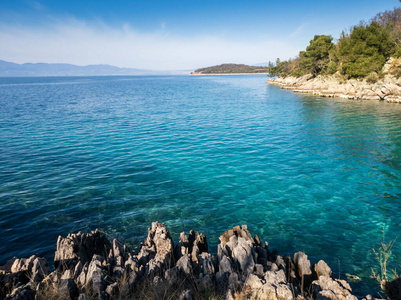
[267,73,401,103]
[0,222,389,299]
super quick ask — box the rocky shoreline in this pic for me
[0,222,395,300]
[267,74,401,103]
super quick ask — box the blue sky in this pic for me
[0,0,400,70]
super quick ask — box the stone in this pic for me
[275,284,293,300]
[245,274,263,290]
[31,257,50,282]
[228,272,239,289]
[58,279,79,300]
[314,260,332,279]
[254,264,264,276]
[218,255,233,274]
[112,239,123,259]
[191,232,208,262]
[105,282,118,297]
[0,257,17,273]
[312,275,354,300]
[54,230,112,269]
[265,269,287,285]
[197,253,215,276]
[176,255,192,275]
[293,252,312,278]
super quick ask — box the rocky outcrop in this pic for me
[0,222,370,299]
[267,73,401,102]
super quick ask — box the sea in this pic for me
[1,75,401,295]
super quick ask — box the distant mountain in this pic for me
[190,63,269,75]
[253,62,269,67]
[0,60,193,77]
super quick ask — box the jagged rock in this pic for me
[0,258,17,273]
[73,261,83,279]
[293,252,312,278]
[112,239,123,259]
[218,255,233,274]
[77,262,88,287]
[58,279,79,300]
[7,256,49,283]
[265,269,287,285]
[85,255,107,296]
[61,269,73,280]
[105,282,118,297]
[191,232,208,262]
[219,225,254,244]
[283,255,297,279]
[228,272,239,289]
[232,235,255,275]
[176,255,192,275]
[197,253,215,276]
[0,223,363,300]
[141,222,174,278]
[124,253,138,272]
[275,255,286,270]
[245,274,263,290]
[314,260,332,279]
[174,232,190,260]
[54,230,112,269]
[275,284,293,300]
[312,275,354,300]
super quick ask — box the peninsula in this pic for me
[267,7,401,103]
[190,63,269,75]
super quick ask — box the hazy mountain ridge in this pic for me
[0,60,193,76]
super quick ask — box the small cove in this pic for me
[1,75,401,295]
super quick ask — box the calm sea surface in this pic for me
[1,75,401,294]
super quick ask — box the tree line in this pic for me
[268,7,401,80]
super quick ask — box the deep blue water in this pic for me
[1,75,401,295]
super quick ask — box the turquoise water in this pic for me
[1,75,401,294]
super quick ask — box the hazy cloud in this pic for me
[0,18,301,70]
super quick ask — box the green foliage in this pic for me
[338,22,394,78]
[298,35,334,75]
[269,7,401,80]
[366,71,380,84]
[193,64,269,74]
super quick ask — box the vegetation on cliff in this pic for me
[191,63,269,75]
[268,7,401,79]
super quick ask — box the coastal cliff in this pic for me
[0,222,391,300]
[267,74,401,102]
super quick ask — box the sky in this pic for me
[0,0,400,70]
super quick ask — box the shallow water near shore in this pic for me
[1,75,401,295]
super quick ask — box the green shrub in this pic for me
[366,71,380,84]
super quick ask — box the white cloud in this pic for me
[0,18,302,70]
